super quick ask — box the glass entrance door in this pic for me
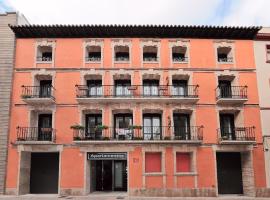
[94,160,127,192]
[114,161,127,191]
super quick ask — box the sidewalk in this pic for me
[0,194,270,200]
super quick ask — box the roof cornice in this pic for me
[9,24,262,39]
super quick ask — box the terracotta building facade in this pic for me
[5,25,270,197]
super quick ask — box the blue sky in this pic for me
[0,0,269,26]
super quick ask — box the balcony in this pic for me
[172,57,188,63]
[216,86,248,105]
[73,126,203,144]
[217,57,233,63]
[85,56,101,62]
[75,85,199,103]
[16,126,56,144]
[21,85,55,105]
[36,56,52,62]
[218,127,256,144]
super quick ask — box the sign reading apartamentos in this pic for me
[87,152,127,160]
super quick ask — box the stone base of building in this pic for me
[129,188,217,197]
[60,188,84,196]
[5,188,17,195]
[256,188,270,197]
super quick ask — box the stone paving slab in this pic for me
[0,194,270,200]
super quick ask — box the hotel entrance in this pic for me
[88,152,127,192]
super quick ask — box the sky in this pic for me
[0,0,269,26]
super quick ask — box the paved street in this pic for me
[0,194,270,200]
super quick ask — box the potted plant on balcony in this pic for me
[21,94,32,99]
[95,125,108,131]
[128,125,142,130]
[133,136,144,140]
[164,136,171,140]
[70,124,85,130]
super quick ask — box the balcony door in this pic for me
[143,114,161,140]
[219,80,232,98]
[143,80,159,96]
[114,114,133,139]
[220,114,235,140]
[87,80,102,97]
[39,80,52,98]
[173,114,190,140]
[38,114,52,141]
[172,80,188,96]
[85,114,102,139]
[115,80,131,97]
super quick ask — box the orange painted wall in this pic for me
[55,39,83,67]
[60,148,84,188]
[129,147,143,188]
[196,147,216,188]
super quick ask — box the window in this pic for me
[172,80,188,96]
[266,45,270,62]
[38,114,53,141]
[114,80,131,96]
[143,46,158,62]
[114,46,129,61]
[39,80,52,98]
[86,46,101,62]
[173,114,190,140]
[37,46,53,62]
[143,80,159,96]
[172,46,187,62]
[87,80,102,97]
[143,114,161,140]
[220,114,235,140]
[85,114,102,139]
[217,47,233,63]
[145,152,162,173]
[218,80,232,98]
[176,152,191,172]
[114,114,133,140]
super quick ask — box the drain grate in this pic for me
[116,196,125,199]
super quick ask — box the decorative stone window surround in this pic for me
[80,69,104,85]
[142,146,166,188]
[35,39,56,67]
[171,107,196,131]
[32,69,55,87]
[111,39,132,67]
[169,69,192,85]
[173,147,198,188]
[83,39,104,66]
[140,39,161,67]
[169,39,190,67]
[28,105,56,129]
[214,40,235,67]
[216,106,244,129]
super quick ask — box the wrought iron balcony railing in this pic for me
[85,56,101,62]
[73,126,203,141]
[21,85,55,100]
[216,86,247,99]
[218,126,255,142]
[76,85,199,99]
[16,126,56,142]
[36,56,52,62]
[218,57,233,63]
[143,57,158,62]
[172,57,189,62]
[114,56,130,62]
